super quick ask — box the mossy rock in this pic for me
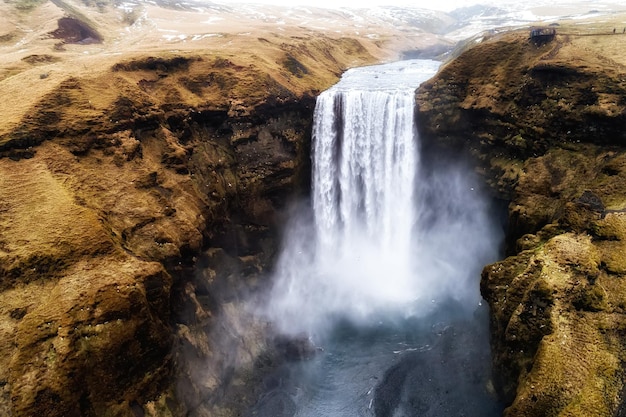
[573,284,607,312]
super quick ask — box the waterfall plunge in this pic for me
[266,60,502,338]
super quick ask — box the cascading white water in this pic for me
[310,88,419,315]
[313,89,417,250]
[254,60,504,416]
[266,59,501,338]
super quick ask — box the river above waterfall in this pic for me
[323,59,442,91]
[253,59,505,416]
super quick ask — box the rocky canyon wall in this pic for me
[7,10,626,416]
[417,30,626,417]
[0,36,376,416]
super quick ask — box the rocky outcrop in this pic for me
[0,35,376,416]
[417,30,626,416]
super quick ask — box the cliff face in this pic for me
[1,0,464,411]
[0,35,376,415]
[417,30,626,416]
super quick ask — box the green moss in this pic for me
[283,54,309,78]
[10,0,46,11]
[505,133,528,151]
[597,241,626,274]
[46,345,58,366]
[531,278,554,303]
[594,214,626,241]
[573,284,606,312]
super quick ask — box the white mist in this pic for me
[265,59,502,338]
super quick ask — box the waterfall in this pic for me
[266,59,501,338]
[309,87,420,317]
[254,59,505,417]
[313,89,416,265]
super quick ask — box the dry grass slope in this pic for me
[0,0,427,415]
[419,13,626,417]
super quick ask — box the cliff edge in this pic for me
[417,24,626,416]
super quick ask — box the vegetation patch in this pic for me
[282,54,309,78]
[21,55,61,65]
[8,0,46,11]
[3,253,69,290]
[573,284,607,312]
[112,56,195,73]
[0,33,16,43]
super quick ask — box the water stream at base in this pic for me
[253,59,505,416]
[253,303,501,417]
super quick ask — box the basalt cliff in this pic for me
[417,28,626,416]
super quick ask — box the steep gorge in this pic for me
[6,5,626,416]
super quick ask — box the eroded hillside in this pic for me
[417,23,626,417]
[0,0,432,414]
[6,0,626,414]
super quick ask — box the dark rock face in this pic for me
[164,98,316,417]
[417,30,626,417]
[417,31,626,198]
[50,17,102,44]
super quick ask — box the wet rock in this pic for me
[273,335,319,361]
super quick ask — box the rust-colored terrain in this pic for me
[418,21,626,417]
[0,0,444,415]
